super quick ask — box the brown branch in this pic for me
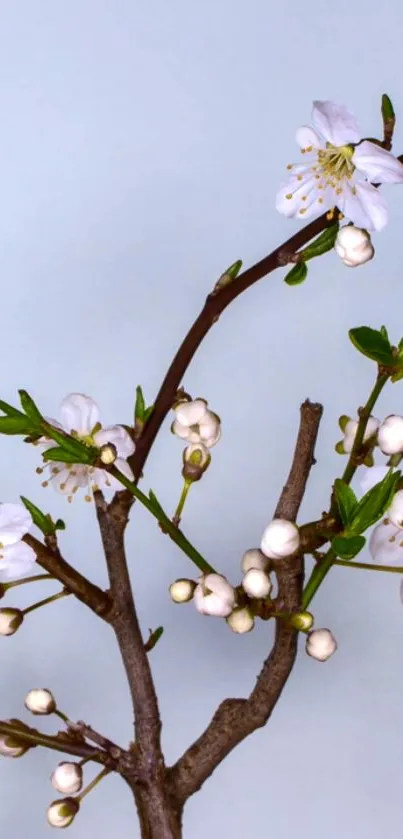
[24,534,112,619]
[168,399,323,805]
[0,720,114,766]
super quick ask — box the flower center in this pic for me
[316,143,355,185]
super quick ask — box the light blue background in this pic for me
[1,2,403,837]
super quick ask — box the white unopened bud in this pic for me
[99,443,117,465]
[169,579,196,603]
[0,722,28,758]
[51,762,83,795]
[172,399,221,447]
[305,628,337,662]
[387,490,403,529]
[25,688,56,715]
[0,608,24,636]
[242,568,272,599]
[260,519,300,559]
[334,225,374,267]
[378,415,403,455]
[47,798,80,828]
[240,549,270,574]
[193,573,235,617]
[226,607,255,634]
[288,611,314,631]
[342,416,379,454]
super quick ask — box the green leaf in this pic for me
[135,386,146,422]
[335,440,346,455]
[143,405,154,423]
[349,468,401,534]
[144,626,164,653]
[349,326,394,365]
[42,425,95,460]
[284,262,308,286]
[332,534,366,560]
[18,390,43,425]
[380,325,389,343]
[0,416,34,435]
[20,496,58,536]
[214,259,243,291]
[0,399,25,418]
[382,93,395,122]
[42,446,94,465]
[301,223,339,260]
[333,479,358,527]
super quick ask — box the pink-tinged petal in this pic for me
[0,503,33,546]
[353,141,403,184]
[369,521,403,563]
[295,125,323,149]
[339,181,388,231]
[312,101,361,146]
[276,174,332,219]
[0,541,37,580]
[60,394,101,436]
[94,425,135,458]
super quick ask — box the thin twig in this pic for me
[0,720,114,766]
[168,400,323,804]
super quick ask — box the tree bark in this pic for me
[126,778,183,839]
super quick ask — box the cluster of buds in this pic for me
[336,414,379,455]
[171,397,221,482]
[334,225,374,268]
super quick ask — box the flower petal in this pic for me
[171,419,191,440]
[52,465,88,494]
[276,174,331,219]
[369,521,403,563]
[60,394,101,436]
[94,425,135,458]
[0,541,37,581]
[0,503,33,546]
[295,125,324,150]
[358,465,390,496]
[353,141,403,184]
[338,181,388,231]
[312,101,361,145]
[175,400,207,427]
[91,458,134,492]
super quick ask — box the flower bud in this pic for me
[341,416,379,454]
[378,415,403,455]
[288,611,314,631]
[182,443,211,482]
[172,399,221,448]
[25,688,56,715]
[305,628,337,662]
[193,573,235,617]
[0,722,28,758]
[334,225,374,267]
[260,519,300,559]
[0,608,24,636]
[169,579,196,603]
[240,549,270,574]
[242,568,272,599]
[47,798,80,828]
[99,443,117,465]
[386,490,403,529]
[51,762,83,795]
[226,607,255,634]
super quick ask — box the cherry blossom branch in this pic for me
[23,534,112,618]
[0,720,114,765]
[168,399,322,805]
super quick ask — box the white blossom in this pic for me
[369,520,403,563]
[341,416,379,454]
[193,573,235,617]
[276,100,403,231]
[260,519,300,559]
[358,464,390,495]
[242,568,272,599]
[0,608,24,636]
[172,399,221,448]
[169,579,196,603]
[378,415,403,455]
[47,798,79,828]
[386,490,403,529]
[25,688,56,715]
[226,607,255,634]
[240,548,270,574]
[51,762,83,795]
[0,503,36,581]
[37,393,135,501]
[334,225,374,267]
[305,628,338,662]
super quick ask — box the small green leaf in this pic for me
[349,468,401,534]
[20,496,58,536]
[143,405,154,423]
[0,400,25,418]
[144,626,164,653]
[42,446,94,464]
[42,425,94,460]
[380,325,389,343]
[214,259,243,291]
[0,416,34,435]
[338,415,351,432]
[349,326,394,365]
[284,262,308,286]
[333,479,358,527]
[54,519,66,531]
[332,534,366,560]
[135,386,146,422]
[382,93,395,122]
[301,223,339,260]
[18,390,43,425]
[335,441,346,454]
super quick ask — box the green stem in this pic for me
[23,589,70,616]
[334,558,403,573]
[54,709,70,724]
[109,466,215,574]
[78,767,110,802]
[302,548,336,610]
[340,373,389,488]
[173,479,192,524]
[4,574,54,590]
